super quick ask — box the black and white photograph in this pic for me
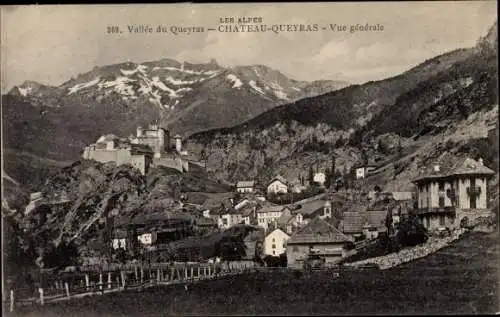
[1,2,498,316]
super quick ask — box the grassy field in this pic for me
[7,231,499,316]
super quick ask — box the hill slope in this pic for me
[186,21,498,193]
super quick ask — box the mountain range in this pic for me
[2,21,498,208]
[2,59,348,191]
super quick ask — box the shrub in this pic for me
[396,215,428,247]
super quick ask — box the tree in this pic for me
[397,139,403,158]
[361,148,369,165]
[385,208,394,237]
[308,166,314,186]
[396,215,428,247]
[331,156,336,180]
[324,167,332,189]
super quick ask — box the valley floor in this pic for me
[8,231,499,316]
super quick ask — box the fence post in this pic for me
[64,282,70,300]
[38,287,44,306]
[9,289,14,312]
[208,265,211,277]
[157,268,161,283]
[85,274,90,292]
[135,266,139,282]
[99,273,103,293]
[116,276,120,290]
[140,267,144,284]
[184,267,188,280]
[120,270,126,289]
[107,272,112,289]
[170,267,175,281]
[190,266,194,280]
[197,266,201,279]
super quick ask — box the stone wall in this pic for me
[345,228,467,270]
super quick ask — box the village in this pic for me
[21,122,497,272]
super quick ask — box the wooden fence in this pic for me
[5,261,257,313]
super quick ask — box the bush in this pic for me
[263,253,287,267]
[396,216,428,247]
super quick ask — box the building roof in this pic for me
[237,180,255,188]
[290,198,328,217]
[288,216,352,245]
[195,216,217,227]
[366,210,389,232]
[413,156,495,183]
[342,209,389,234]
[257,205,287,213]
[265,228,290,239]
[268,175,287,186]
[342,212,366,234]
[130,143,154,155]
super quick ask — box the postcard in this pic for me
[1,2,498,316]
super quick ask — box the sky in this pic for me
[0,2,497,91]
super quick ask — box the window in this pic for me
[439,215,445,226]
[272,238,275,242]
[439,182,444,191]
[292,246,298,252]
[273,251,275,255]
[272,244,276,249]
[438,196,445,208]
[282,243,286,249]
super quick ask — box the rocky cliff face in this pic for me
[186,21,498,194]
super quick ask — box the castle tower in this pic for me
[157,128,165,155]
[174,134,182,153]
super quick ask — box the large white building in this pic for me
[263,229,290,256]
[412,157,495,231]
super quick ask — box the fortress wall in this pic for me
[130,155,147,175]
[153,157,184,173]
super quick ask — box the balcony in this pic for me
[416,206,456,215]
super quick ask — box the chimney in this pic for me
[478,158,484,166]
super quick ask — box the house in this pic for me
[267,175,288,194]
[241,205,258,226]
[313,172,326,186]
[194,216,217,233]
[263,228,290,256]
[236,181,255,193]
[257,205,290,230]
[112,230,127,250]
[278,199,338,234]
[286,216,353,268]
[218,211,243,230]
[355,165,377,179]
[412,157,495,231]
[341,209,389,240]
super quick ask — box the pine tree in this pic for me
[325,167,332,188]
[331,156,336,181]
[397,139,403,158]
[308,166,314,186]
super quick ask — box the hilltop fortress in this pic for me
[82,122,202,174]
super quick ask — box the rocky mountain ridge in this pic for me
[185,21,498,193]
